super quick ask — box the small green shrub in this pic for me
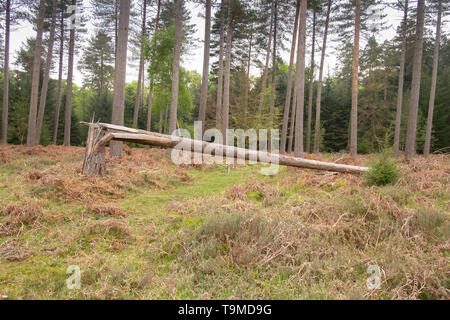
[365,152,400,186]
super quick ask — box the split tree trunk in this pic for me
[81,122,369,176]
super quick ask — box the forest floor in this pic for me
[0,145,448,299]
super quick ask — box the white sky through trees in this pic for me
[7,1,449,87]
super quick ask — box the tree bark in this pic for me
[268,0,278,130]
[110,0,131,156]
[294,0,307,158]
[424,1,441,158]
[1,0,10,145]
[198,0,211,127]
[306,8,316,153]
[405,0,425,159]
[63,0,76,147]
[216,0,225,130]
[350,0,360,160]
[168,0,183,135]
[36,0,58,145]
[244,27,253,126]
[146,0,161,132]
[26,0,46,147]
[221,0,233,143]
[288,86,297,153]
[132,0,147,128]
[281,0,300,154]
[257,1,274,118]
[313,0,331,154]
[393,0,408,157]
[53,11,64,145]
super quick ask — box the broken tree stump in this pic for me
[82,123,107,175]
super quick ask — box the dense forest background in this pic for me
[0,0,448,155]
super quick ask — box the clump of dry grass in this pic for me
[89,204,127,217]
[0,201,43,236]
[0,239,32,261]
[0,149,10,163]
[87,219,131,238]
[224,180,279,205]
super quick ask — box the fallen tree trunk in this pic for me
[81,122,369,175]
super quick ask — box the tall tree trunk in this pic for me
[53,11,64,145]
[26,0,46,147]
[244,27,253,126]
[281,0,300,154]
[63,0,76,147]
[257,1,274,118]
[288,87,297,153]
[1,0,10,145]
[132,0,147,128]
[168,0,183,134]
[221,0,233,143]
[268,0,278,129]
[36,0,58,145]
[216,0,225,129]
[350,0,360,159]
[393,0,408,157]
[146,0,161,132]
[198,0,211,128]
[424,1,441,158]
[110,0,131,156]
[313,0,331,154]
[306,8,316,153]
[133,0,147,128]
[294,0,307,158]
[405,0,425,158]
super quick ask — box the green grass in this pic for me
[0,147,448,300]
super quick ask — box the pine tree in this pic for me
[168,0,183,134]
[26,0,47,147]
[405,0,425,158]
[110,0,131,156]
[36,0,58,145]
[280,0,300,154]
